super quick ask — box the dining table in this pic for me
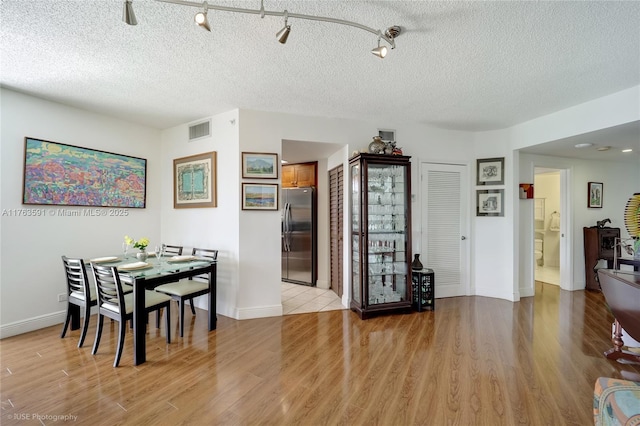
[82,254,217,366]
[597,268,640,364]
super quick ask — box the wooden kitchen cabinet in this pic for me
[282,162,317,188]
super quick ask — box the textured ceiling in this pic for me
[1,0,639,158]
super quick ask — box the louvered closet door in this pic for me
[329,165,344,297]
[420,163,469,298]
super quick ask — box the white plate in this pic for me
[90,256,119,263]
[118,261,151,271]
[167,255,196,263]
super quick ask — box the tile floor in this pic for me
[535,265,560,286]
[281,282,346,315]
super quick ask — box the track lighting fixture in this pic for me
[194,3,211,32]
[371,37,388,58]
[122,0,137,26]
[276,10,291,44]
[128,0,400,57]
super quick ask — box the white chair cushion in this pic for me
[101,290,171,315]
[154,280,209,297]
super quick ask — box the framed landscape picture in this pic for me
[242,183,278,210]
[588,182,603,208]
[476,157,504,186]
[22,137,147,208]
[477,189,504,217]
[242,152,278,179]
[173,152,217,208]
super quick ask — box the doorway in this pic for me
[420,162,470,298]
[531,166,572,291]
[533,168,561,286]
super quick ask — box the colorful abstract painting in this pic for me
[22,137,147,208]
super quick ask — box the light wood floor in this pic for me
[2,282,639,425]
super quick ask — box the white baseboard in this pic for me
[235,304,283,320]
[316,279,330,289]
[0,311,66,339]
[475,286,519,302]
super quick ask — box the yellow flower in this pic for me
[124,235,149,250]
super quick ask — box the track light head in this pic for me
[122,0,137,26]
[194,7,211,32]
[276,25,291,44]
[276,11,290,44]
[371,39,387,58]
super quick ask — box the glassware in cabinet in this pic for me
[349,153,412,319]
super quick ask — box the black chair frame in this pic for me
[60,256,96,348]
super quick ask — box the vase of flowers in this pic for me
[124,235,150,261]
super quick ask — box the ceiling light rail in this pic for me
[123,0,400,58]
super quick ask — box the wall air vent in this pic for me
[188,119,211,142]
[378,129,395,142]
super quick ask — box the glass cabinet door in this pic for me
[366,163,407,305]
[349,153,412,319]
[351,162,361,306]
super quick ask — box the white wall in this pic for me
[0,89,161,338]
[472,131,517,300]
[511,86,640,149]
[160,110,241,319]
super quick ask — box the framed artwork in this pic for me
[173,152,217,208]
[242,183,279,210]
[242,152,278,179]
[22,137,146,208]
[476,157,505,186]
[588,182,603,208]
[519,183,534,199]
[477,189,504,217]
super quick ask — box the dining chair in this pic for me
[90,263,172,367]
[60,256,97,348]
[154,248,218,337]
[162,244,183,256]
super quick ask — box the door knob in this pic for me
[461,236,466,240]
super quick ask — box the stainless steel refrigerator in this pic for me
[282,187,317,286]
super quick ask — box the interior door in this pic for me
[420,162,469,298]
[329,165,344,296]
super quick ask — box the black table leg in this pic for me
[132,278,146,366]
[208,263,217,331]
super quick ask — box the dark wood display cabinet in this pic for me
[583,226,620,291]
[349,153,412,319]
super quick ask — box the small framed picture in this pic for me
[588,182,603,208]
[173,152,217,209]
[476,157,504,186]
[242,152,278,179]
[242,183,279,210]
[477,189,504,217]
